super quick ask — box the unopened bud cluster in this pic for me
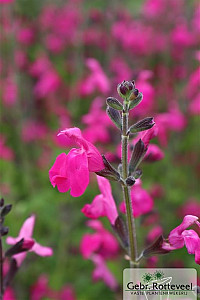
[117,80,140,104]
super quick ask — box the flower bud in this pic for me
[129,92,143,110]
[1,204,12,217]
[0,198,4,207]
[5,238,34,257]
[1,226,9,236]
[142,235,171,257]
[128,117,155,134]
[117,80,135,99]
[125,176,136,186]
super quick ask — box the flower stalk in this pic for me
[121,101,138,268]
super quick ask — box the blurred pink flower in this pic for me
[0,135,14,161]
[110,57,132,83]
[29,56,51,77]
[31,275,76,300]
[155,107,187,146]
[132,71,155,116]
[21,121,48,142]
[189,92,200,115]
[172,23,194,47]
[60,286,76,300]
[14,50,28,69]
[186,67,200,99]
[140,125,158,149]
[2,75,17,106]
[31,275,49,300]
[179,199,200,218]
[144,144,164,161]
[3,287,16,300]
[91,254,118,290]
[142,0,165,18]
[34,69,60,98]
[120,180,154,217]
[45,34,65,53]
[82,176,118,225]
[82,97,111,144]
[163,215,200,265]
[17,28,34,45]
[49,128,104,197]
[80,220,119,259]
[0,0,14,3]
[6,215,53,266]
[147,226,163,242]
[79,58,110,96]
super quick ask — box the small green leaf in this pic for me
[106,97,123,111]
[106,106,122,130]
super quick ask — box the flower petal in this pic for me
[168,215,199,248]
[49,153,70,193]
[31,242,53,256]
[19,215,35,239]
[68,149,89,197]
[182,229,200,254]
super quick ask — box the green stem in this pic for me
[121,103,138,267]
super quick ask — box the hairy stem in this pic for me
[121,103,138,267]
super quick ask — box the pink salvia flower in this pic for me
[81,176,118,225]
[80,220,119,259]
[79,58,110,96]
[162,215,200,265]
[49,128,104,197]
[3,287,16,300]
[91,254,118,290]
[120,180,154,218]
[168,215,199,248]
[6,215,53,266]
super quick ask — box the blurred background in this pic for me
[0,0,200,299]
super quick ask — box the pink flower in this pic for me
[6,215,53,266]
[21,121,48,142]
[189,92,200,115]
[155,107,187,146]
[31,275,76,300]
[34,69,60,98]
[80,220,119,259]
[3,287,16,300]
[31,275,49,300]
[138,125,159,149]
[91,254,118,290]
[147,226,163,242]
[2,75,17,107]
[79,58,110,96]
[81,176,118,225]
[132,70,155,116]
[163,215,200,265]
[144,144,164,161]
[0,0,14,3]
[179,199,200,218]
[82,97,111,144]
[0,135,14,161]
[120,180,154,218]
[49,128,104,197]
[17,28,34,45]
[168,215,199,249]
[60,286,76,300]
